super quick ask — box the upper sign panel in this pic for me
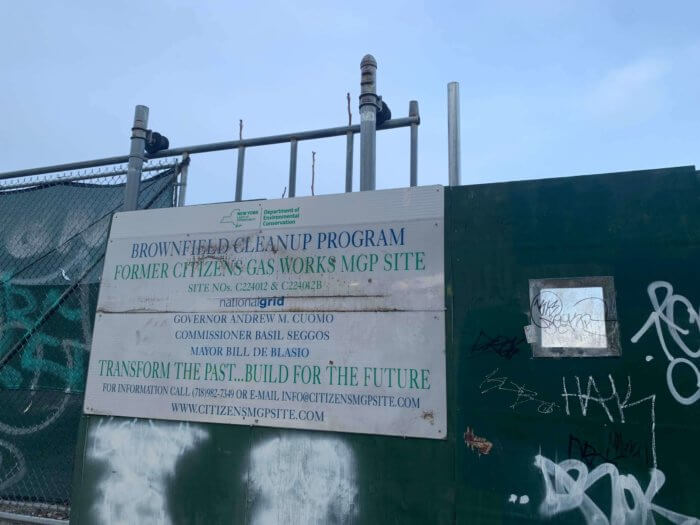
[98,186,444,313]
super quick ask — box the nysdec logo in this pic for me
[220,208,259,229]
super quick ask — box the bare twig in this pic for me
[347,93,352,126]
[311,151,316,196]
[282,186,287,198]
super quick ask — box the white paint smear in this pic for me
[248,435,357,525]
[88,418,207,525]
[535,454,700,524]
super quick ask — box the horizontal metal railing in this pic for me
[0,162,179,191]
[0,109,420,202]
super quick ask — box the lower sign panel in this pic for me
[84,311,446,439]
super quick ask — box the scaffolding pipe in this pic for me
[448,82,461,186]
[359,54,378,191]
[122,105,149,211]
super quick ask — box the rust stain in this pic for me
[464,427,493,456]
[192,250,242,265]
[421,410,434,425]
[278,306,402,313]
[194,253,229,263]
[281,294,386,299]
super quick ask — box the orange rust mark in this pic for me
[464,427,493,456]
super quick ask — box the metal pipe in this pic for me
[0,510,67,525]
[0,155,137,180]
[235,147,245,201]
[288,140,298,198]
[359,54,378,191]
[150,117,413,157]
[448,82,461,187]
[345,131,353,192]
[409,100,419,187]
[177,153,189,206]
[0,118,417,181]
[0,163,177,191]
[123,105,149,211]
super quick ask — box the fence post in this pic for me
[288,140,298,198]
[177,152,190,206]
[359,54,378,191]
[123,105,149,211]
[345,132,354,193]
[235,147,245,202]
[447,82,461,187]
[409,100,419,187]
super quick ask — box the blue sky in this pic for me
[1,1,698,205]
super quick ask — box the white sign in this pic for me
[84,186,446,439]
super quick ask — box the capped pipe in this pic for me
[123,105,149,211]
[359,54,378,191]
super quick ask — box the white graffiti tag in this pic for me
[534,454,699,524]
[561,375,656,468]
[631,282,700,406]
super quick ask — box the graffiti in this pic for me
[4,208,110,287]
[0,439,26,492]
[480,369,559,414]
[0,175,171,506]
[470,330,523,360]
[247,435,358,525]
[534,454,699,524]
[508,494,529,504]
[561,375,656,467]
[0,280,90,392]
[0,278,92,493]
[631,281,700,406]
[464,427,493,456]
[568,431,653,469]
[0,278,90,381]
[5,223,53,261]
[88,418,207,524]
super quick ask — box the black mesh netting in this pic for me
[0,169,176,519]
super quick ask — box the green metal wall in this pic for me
[451,165,700,524]
[70,166,700,524]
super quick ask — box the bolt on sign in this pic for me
[83,186,446,439]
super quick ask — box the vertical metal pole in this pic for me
[448,82,461,187]
[235,147,245,201]
[345,131,353,192]
[123,105,149,211]
[409,100,419,187]
[288,140,297,198]
[359,54,378,191]
[177,152,189,206]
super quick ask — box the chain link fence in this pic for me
[0,164,179,520]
